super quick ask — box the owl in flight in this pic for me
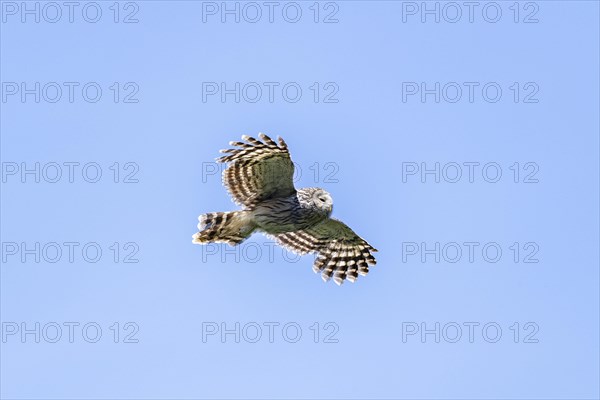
[192,133,377,285]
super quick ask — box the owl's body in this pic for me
[252,188,331,234]
[193,133,377,285]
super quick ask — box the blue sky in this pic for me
[1,1,599,399]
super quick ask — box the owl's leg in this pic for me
[192,210,256,246]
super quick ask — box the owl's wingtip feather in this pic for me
[277,136,288,149]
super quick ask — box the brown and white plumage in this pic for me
[270,219,377,285]
[217,134,295,208]
[193,133,377,285]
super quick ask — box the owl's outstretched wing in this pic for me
[272,218,377,285]
[217,133,296,208]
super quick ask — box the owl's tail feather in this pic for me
[192,211,255,246]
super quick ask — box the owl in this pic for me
[192,133,377,285]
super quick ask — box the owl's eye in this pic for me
[317,196,327,203]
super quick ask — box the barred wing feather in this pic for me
[273,218,377,285]
[217,133,296,208]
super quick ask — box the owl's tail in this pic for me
[192,211,255,246]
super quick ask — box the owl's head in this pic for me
[310,188,333,215]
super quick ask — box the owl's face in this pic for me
[312,189,333,215]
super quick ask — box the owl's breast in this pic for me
[251,195,327,234]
